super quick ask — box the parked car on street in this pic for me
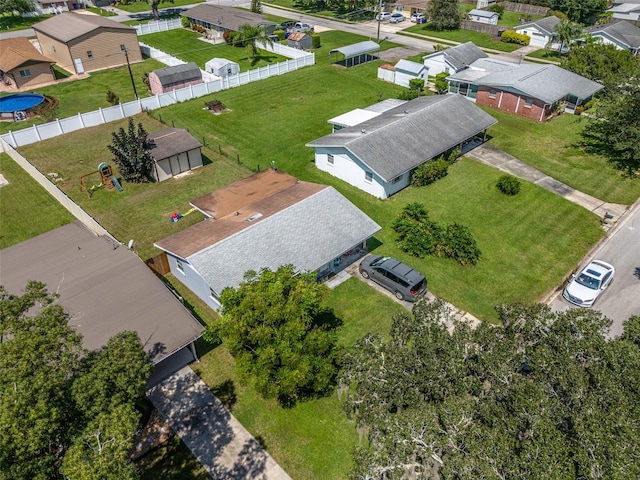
[375,11,392,21]
[390,13,406,23]
[293,22,314,32]
[562,259,615,307]
[410,13,425,23]
[359,256,427,302]
[280,20,296,30]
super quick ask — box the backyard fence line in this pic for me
[0,51,314,149]
[134,18,182,36]
[1,138,112,239]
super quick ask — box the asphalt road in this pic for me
[550,202,640,337]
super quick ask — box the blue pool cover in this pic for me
[0,94,45,113]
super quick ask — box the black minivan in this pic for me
[359,256,427,302]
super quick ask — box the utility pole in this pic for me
[376,0,383,42]
[122,46,138,100]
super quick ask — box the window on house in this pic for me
[524,98,533,107]
[327,154,334,165]
[489,89,497,98]
[176,259,184,274]
[391,174,402,184]
[209,287,216,298]
[87,51,93,58]
[364,171,373,182]
[19,69,31,78]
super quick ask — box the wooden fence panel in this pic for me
[503,2,549,16]
[146,252,170,275]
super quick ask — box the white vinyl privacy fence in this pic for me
[134,17,182,35]
[1,49,314,149]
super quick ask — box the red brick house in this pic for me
[446,58,603,121]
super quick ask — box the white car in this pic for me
[410,13,425,23]
[376,12,392,21]
[389,13,406,23]
[562,260,615,307]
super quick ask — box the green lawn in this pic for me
[483,107,640,205]
[0,13,50,31]
[139,28,288,69]
[403,23,521,52]
[526,48,562,61]
[0,58,167,137]
[459,4,541,28]
[0,154,74,249]
[115,0,203,13]
[137,434,209,480]
[86,6,116,16]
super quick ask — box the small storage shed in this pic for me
[149,62,203,95]
[287,32,312,50]
[467,9,499,24]
[148,128,203,182]
[394,59,427,87]
[204,57,240,77]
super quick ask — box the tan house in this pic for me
[33,12,142,75]
[0,38,55,89]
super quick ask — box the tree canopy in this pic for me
[0,0,32,15]
[205,265,339,406]
[107,117,155,183]
[339,299,640,479]
[0,281,152,479]
[581,78,640,177]
[549,0,607,24]
[427,0,461,31]
[235,24,274,64]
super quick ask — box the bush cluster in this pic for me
[501,30,530,45]
[273,29,286,41]
[393,203,481,265]
[412,147,460,187]
[106,89,119,106]
[311,33,321,48]
[487,4,504,17]
[496,174,521,195]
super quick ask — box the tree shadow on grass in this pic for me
[210,379,237,410]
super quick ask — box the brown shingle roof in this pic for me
[0,37,53,71]
[33,12,136,43]
[155,170,326,259]
[148,128,202,161]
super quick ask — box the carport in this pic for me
[329,41,380,67]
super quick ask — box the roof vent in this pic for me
[404,110,409,115]
[361,128,366,134]
[246,213,263,222]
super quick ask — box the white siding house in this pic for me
[423,41,488,76]
[467,9,499,24]
[610,2,640,21]
[584,21,640,55]
[394,59,427,87]
[307,95,497,199]
[514,16,561,48]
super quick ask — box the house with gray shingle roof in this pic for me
[148,128,203,182]
[422,41,488,76]
[609,2,640,21]
[149,62,203,94]
[514,16,561,48]
[584,21,640,55]
[33,12,142,75]
[447,58,604,121]
[306,95,497,199]
[154,169,381,310]
[181,4,277,39]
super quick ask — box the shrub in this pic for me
[488,4,504,18]
[442,146,460,164]
[106,90,119,106]
[574,106,584,115]
[409,78,424,93]
[310,33,321,48]
[583,99,595,110]
[273,29,286,41]
[398,88,420,100]
[496,175,521,195]
[441,223,482,265]
[501,30,530,45]
[412,159,449,186]
[181,16,190,27]
[434,72,449,94]
[223,29,237,45]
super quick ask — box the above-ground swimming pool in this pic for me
[0,93,45,113]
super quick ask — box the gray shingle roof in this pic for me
[148,128,202,161]
[423,41,488,71]
[307,95,497,182]
[182,4,276,32]
[585,21,640,49]
[187,187,381,294]
[33,12,135,43]
[152,62,201,86]
[329,41,380,58]
[468,9,499,18]
[448,61,604,104]
[516,16,561,35]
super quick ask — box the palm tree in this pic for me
[553,19,583,54]
[236,24,274,64]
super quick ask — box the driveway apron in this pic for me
[148,367,291,480]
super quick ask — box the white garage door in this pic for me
[529,32,547,47]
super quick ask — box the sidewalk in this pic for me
[465,144,628,225]
[148,367,291,480]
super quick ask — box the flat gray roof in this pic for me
[0,222,203,364]
[152,62,202,86]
